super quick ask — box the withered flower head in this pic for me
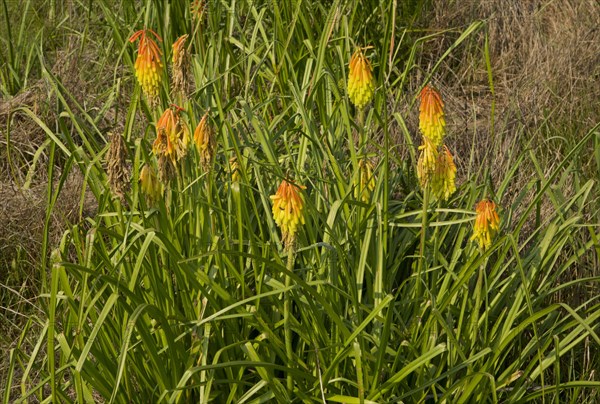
[105,132,130,202]
[193,111,215,172]
[152,105,190,165]
[171,34,190,96]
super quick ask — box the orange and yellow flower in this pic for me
[419,85,445,147]
[347,48,375,109]
[270,179,306,247]
[417,136,438,189]
[193,111,215,171]
[152,106,190,164]
[130,29,163,105]
[471,199,500,250]
[431,146,456,201]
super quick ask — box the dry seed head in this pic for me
[130,29,163,107]
[347,48,375,109]
[419,85,446,147]
[431,146,457,201]
[270,179,306,248]
[471,199,500,250]
[152,106,190,164]
[417,137,438,189]
[194,111,215,172]
[105,132,130,202]
[171,34,190,96]
[191,0,207,22]
[354,159,376,203]
[139,164,162,205]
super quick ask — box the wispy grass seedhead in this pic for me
[130,29,163,107]
[348,47,375,110]
[471,199,500,250]
[270,179,305,249]
[419,85,446,147]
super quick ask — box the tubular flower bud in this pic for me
[229,157,241,192]
[417,137,438,189]
[347,48,375,109]
[471,200,500,250]
[270,179,306,248]
[193,111,215,172]
[171,34,190,96]
[354,159,376,203]
[130,29,163,106]
[139,164,162,204]
[419,85,446,147]
[431,146,456,201]
[152,106,190,165]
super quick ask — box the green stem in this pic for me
[284,240,296,393]
[417,186,430,301]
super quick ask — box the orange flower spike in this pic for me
[270,180,306,247]
[470,200,501,250]
[347,48,375,110]
[130,29,163,105]
[419,85,446,147]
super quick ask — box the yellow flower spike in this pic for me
[432,145,457,201]
[139,164,162,204]
[417,137,438,190]
[171,34,189,96]
[470,199,501,250]
[347,47,375,110]
[193,111,215,172]
[419,85,446,147]
[270,179,306,248]
[152,105,189,165]
[354,159,376,203]
[130,29,163,106]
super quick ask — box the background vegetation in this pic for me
[1,0,599,402]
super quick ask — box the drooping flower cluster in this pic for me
[354,159,376,203]
[347,48,375,110]
[152,106,190,170]
[139,164,162,205]
[130,29,163,106]
[417,85,456,201]
[270,179,305,248]
[419,85,446,147]
[171,34,189,96]
[194,111,215,172]
[432,146,457,201]
[471,200,500,250]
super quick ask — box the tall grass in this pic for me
[2,0,599,402]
